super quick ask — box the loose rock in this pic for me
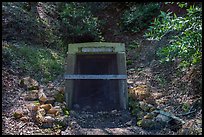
[13,111,24,119]
[37,108,46,116]
[47,107,59,116]
[28,103,39,112]
[38,89,47,103]
[20,76,39,90]
[44,116,55,123]
[40,104,52,111]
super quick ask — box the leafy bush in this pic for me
[145,3,202,68]
[127,60,133,65]
[60,2,103,44]
[121,2,160,33]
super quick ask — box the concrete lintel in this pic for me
[68,42,125,54]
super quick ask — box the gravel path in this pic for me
[60,110,169,135]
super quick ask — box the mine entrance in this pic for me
[73,54,120,111]
[65,42,128,111]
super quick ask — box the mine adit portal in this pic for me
[65,42,127,111]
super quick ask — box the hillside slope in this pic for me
[2,2,202,135]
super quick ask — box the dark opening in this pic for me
[73,54,119,111]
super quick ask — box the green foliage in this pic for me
[60,2,104,43]
[145,3,202,68]
[121,3,160,33]
[62,108,69,116]
[137,119,143,127]
[182,102,190,112]
[128,41,141,49]
[33,100,40,106]
[128,45,137,50]
[2,42,64,83]
[127,60,133,65]
[54,93,64,103]
[128,97,140,116]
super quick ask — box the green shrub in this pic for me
[121,2,160,33]
[127,60,133,65]
[60,2,103,43]
[145,3,202,68]
[182,102,190,112]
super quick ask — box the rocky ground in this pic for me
[2,37,202,135]
[2,59,202,135]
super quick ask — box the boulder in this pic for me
[41,116,55,128]
[44,116,55,123]
[40,104,52,111]
[35,111,45,124]
[20,76,39,90]
[47,107,59,116]
[54,106,64,116]
[13,111,24,119]
[38,88,47,103]
[28,103,39,112]
[154,114,171,123]
[37,108,46,116]
[153,114,171,129]
[130,85,151,101]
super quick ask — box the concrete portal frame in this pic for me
[64,42,128,110]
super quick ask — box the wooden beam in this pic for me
[64,74,127,80]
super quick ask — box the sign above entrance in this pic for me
[81,47,114,53]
